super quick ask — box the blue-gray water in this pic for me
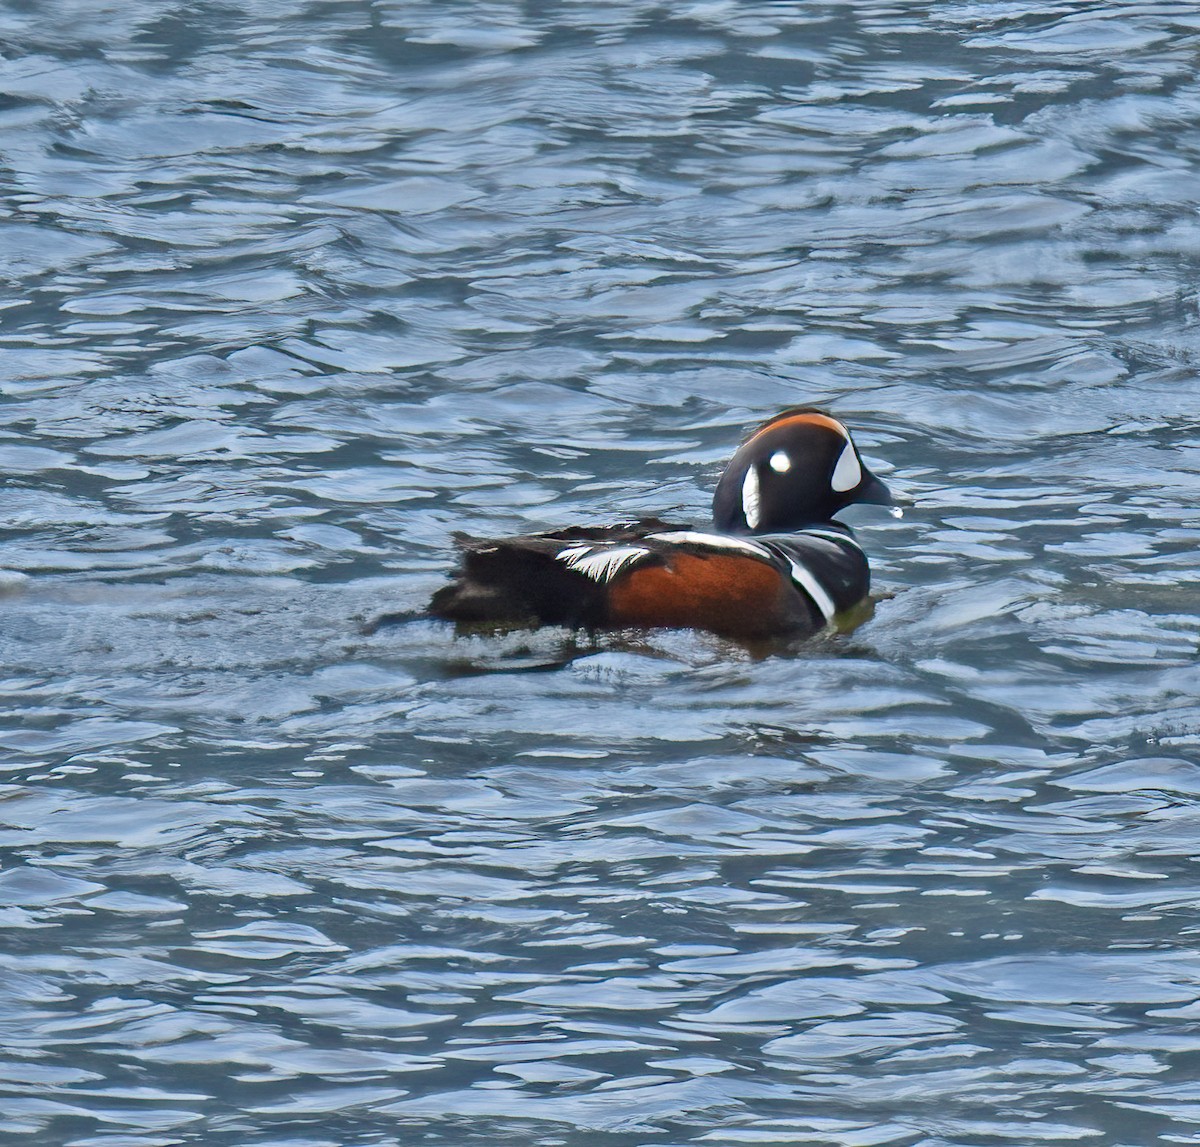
[2,2,1199,1144]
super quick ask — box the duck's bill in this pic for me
[856,473,895,506]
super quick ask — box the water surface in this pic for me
[2,2,1200,1144]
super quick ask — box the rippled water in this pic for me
[2,2,1200,1143]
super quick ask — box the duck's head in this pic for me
[712,408,893,534]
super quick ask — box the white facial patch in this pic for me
[741,466,761,529]
[830,442,862,492]
[769,450,791,473]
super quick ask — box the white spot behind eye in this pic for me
[831,442,862,492]
[741,467,760,529]
[769,450,791,473]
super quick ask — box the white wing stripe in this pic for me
[647,531,772,559]
[558,544,649,583]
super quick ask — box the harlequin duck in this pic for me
[429,408,894,641]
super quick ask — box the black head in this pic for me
[712,408,893,534]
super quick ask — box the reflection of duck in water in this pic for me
[430,409,895,641]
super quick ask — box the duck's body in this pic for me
[429,408,893,641]
[431,520,870,640]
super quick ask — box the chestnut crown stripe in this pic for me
[745,410,849,447]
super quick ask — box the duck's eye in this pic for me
[769,450,791,473]
[831,442,862,492]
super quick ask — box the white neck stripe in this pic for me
[783,557,837,622]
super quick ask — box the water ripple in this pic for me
[1,1,1199,1144]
